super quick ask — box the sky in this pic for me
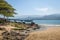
[6,0,60,17]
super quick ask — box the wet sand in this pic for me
[38,24,60,31]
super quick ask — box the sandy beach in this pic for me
[25,25,60,40]
[39,24,60,27]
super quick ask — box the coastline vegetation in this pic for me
[0,0,40,40]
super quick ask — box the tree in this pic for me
[0,0,16,19]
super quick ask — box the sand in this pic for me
[25,26,60,40]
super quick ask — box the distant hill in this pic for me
[40,14,60,20]
[17,15,41,20]
[8,14,60,20]
[20,14,60,20]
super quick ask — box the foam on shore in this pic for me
[39,24,60,26]
[37,24,60,31]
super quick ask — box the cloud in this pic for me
[35,8,49,12]
[34,7,60,15]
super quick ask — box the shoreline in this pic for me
[38,24,60,27]
[36,24,60,31]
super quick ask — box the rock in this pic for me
[2,30,27,40]
[2,31,9,36]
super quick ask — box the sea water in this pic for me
[33,20,60,31]
[33,20,60,25]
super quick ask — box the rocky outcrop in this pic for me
[2,31,27,40]
[0,23,40,40]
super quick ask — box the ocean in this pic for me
[33,20,60,24]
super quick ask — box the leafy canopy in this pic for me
[0,0,16,17]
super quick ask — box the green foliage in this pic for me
[0,20,4,23]
[0,0,16,18]
[14,23,27,30]
[13,28,24,30]
[0,19,5,23]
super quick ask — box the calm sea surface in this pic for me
[33,20,60,24]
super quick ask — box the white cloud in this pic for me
[35,8,49,12]
[34,7,60,16]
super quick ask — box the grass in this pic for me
[8,22,27,29]
[25,27,60,40]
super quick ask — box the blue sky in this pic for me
[6,0,60,17]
